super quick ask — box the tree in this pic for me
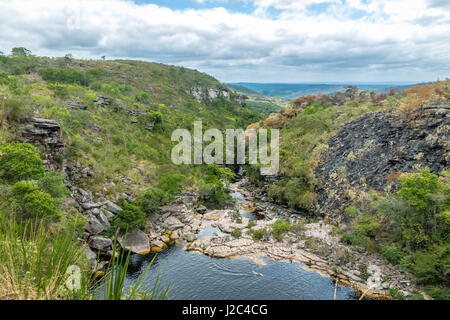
[11,47,31,57]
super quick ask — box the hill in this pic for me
[230,82,422,100]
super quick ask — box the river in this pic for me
[120,188,361,300]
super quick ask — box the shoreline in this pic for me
[145,177,427,300]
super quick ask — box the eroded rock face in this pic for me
[20,118,64,171]
[315,101,450,222]
[188,86,232,102]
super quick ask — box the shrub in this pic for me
[135,92,150,102]
[135,187,172,215]
[22,190,60,221]
[157,172,185,195]
[148,111,162,123]
[198,181,232,209]
[37,171,70,199]
[272,219,291,241]
[251,228,267,241]
[39,67,87,86]
[1,98,33,122]
[247,220,256,229]
[381,246,406,265]
[412,244,450,286]
[231,229,242,238]
[112,203,146,230]
[0,142,45,183]
[398,169,441,212]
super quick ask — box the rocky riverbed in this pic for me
[141,177,429,300]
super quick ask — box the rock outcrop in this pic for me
[20,118,64,171]
[315,100,449,221]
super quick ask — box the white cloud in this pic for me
[0,0,448,82]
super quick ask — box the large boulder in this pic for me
[89,236,112,251]
[85,214,106,235]
[117,229,150,255]
[163,216,185,230]
[103,200,122,214]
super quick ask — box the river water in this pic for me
[121,189,361,300]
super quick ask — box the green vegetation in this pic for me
[271,219,291,241]
[1,50,274,300]
[112,203,146,231]
[251,228,268,241]
[0,143,45,182]
[231,229,242,238]
[340,170,450,299]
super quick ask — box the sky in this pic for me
[0,0,449,83]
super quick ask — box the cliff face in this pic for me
[314,98,449,222]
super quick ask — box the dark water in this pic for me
[122,221,359,300]
[122,189,360,300]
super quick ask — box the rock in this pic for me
[89,236,112,251]
[96,211,111,230]
[118,229,150,255]
[83,245,98,268]
[182,232,197,242]
[315,104,450,222]
[160,235,170,243]
[85,215,106,235]
[104,210,115,221]
[195,205,207,215]
[82,202,103,211]
[93,96,111,107]
[20,118,63,171]
[163,216,185,230]
[151,240,166,252]
[103,200,122,214]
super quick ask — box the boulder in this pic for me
[85,215,106,235]
[103,200,122,214]
[89,236,112,251]
[164,216,185,230]
[195,205,207,215]
[117,229,150,255]
[82,202,103,211]
[182,232,197,242]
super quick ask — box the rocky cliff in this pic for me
[314,98,449,222]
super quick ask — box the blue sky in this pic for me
[0,0,449,83]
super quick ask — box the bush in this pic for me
[11,182,60,222]
[1,98,33,122]
[22,190,60,221]
[158,172,185,195]
[39,67,87,86]
[251,228,267,241]
[231,229,242,238]
[112,203,146,230]
[135,92,150,102]
[272,219,291,241]
[37,171,70,200]
[198,181,232,209]
[412,244,450,286]
[0,142,45,183]
[148,111,163,124]
[135,187,172,215]
[381,246,406,265]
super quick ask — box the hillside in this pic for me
[246,80,450,299]
[0,50,273,299]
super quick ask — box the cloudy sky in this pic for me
[0,0,449,83]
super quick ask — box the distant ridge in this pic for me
[228,82,425,100]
